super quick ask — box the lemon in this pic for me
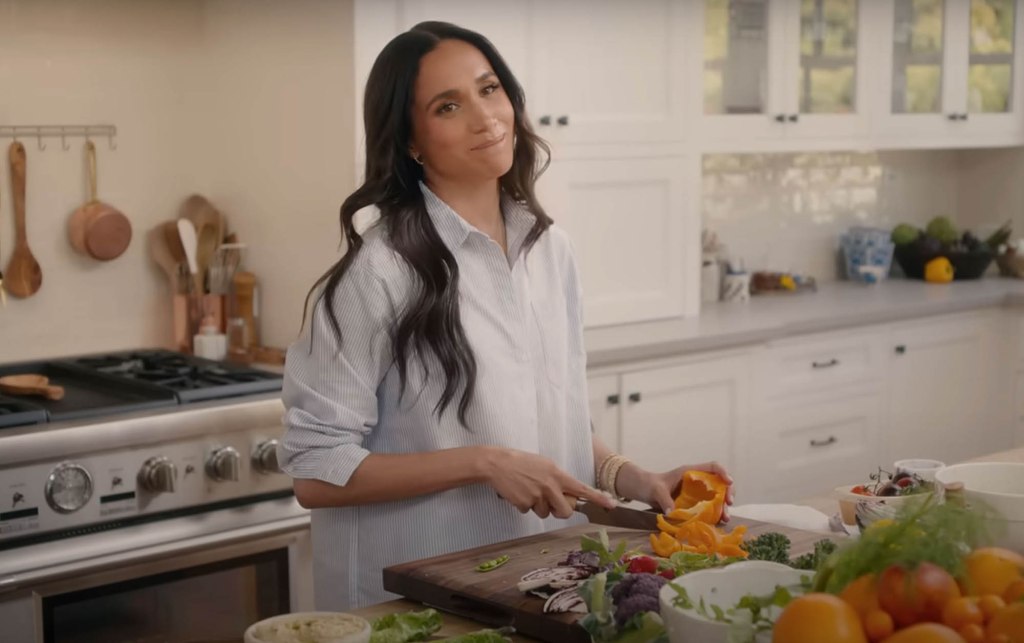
[924,257,954,283]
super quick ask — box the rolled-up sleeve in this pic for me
[279,261,395,487]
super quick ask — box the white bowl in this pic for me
[894,459,946,482]
[658,561,809,643]
[935,462,1024,551]
[244,612,371,643]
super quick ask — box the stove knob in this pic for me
[206,447,241,482]
[252,439,281,474]
[138,457,177,494]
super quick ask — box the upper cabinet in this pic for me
[692,0,871,149]
[874,0,1024,147]
[530,0,689,144]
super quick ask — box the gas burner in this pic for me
[70,350,282,403]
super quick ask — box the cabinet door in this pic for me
[749,395,882,503]
[886,314,1011,465]
[619,353,748,480]
[588,374,622,453]
[876,0,1024,146]
[692,0,793,143]
[778,0,872,140]
[531,0,687,144]
[540,156,692,328]
[396,0,533,92]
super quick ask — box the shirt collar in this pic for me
[419,181,537,260]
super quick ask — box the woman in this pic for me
[280,21,733,610]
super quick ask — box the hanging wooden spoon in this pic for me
[0,374,65,401]
[4,142,42,298]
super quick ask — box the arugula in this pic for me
[370,608,443,643]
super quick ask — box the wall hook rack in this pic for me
[0,125,118,151]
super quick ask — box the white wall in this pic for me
[0,0,354,362]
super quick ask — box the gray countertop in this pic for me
[587,277,1024,368]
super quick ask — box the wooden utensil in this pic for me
[231,271,258,349]
[162,219,187,264]
[180,195,224,294]
[147,225,180,293]
[4,142,42,298]
[67,141,132,261]
[0,374,65,401]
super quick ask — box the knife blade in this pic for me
[574,499,660,531]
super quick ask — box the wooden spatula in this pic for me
[0,374,65,400]
[4,142,42,298]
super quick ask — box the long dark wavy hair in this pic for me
[304,21,552,425]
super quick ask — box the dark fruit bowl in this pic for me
[894,244,995,280]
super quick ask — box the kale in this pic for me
[742,532,792,564]
[791,539,838,571]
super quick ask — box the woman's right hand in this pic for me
[482,447,615,519]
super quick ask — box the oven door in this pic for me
[0,498,312,643]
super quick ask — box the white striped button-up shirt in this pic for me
[279,183,593,609]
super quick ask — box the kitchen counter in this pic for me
[350,445,1024,641]
[588,277,1024,367]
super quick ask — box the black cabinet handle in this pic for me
[811,358,839,369]
[960,113,969,121]
[810,436,837,447]
[606,394,620,406]
[895,345,906,355]
[538,115,551,126]
[628,392,642,403]
[948,113,960,121]
[556,115,569,126]
[788,114,799,122]
[775,114,786,123]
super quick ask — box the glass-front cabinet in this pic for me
[876,0,1023,145]
[694,0,870,147]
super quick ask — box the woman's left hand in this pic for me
[614,461,735,522]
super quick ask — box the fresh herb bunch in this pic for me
[743,532,792,564]
[790,539,838,571]
[668,581,810,641]
[814,495,996,593]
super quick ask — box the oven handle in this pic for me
[0,515,309,595]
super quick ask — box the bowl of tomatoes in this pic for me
[834,468,940,528]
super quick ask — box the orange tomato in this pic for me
[864,609,896,642]
[978,594,1007,621]
[1003,579,1024,604]
[878,623,968,642]
[962,548,1024,598]
[956,623,984,643]
[842,574,882,617]
[985,602,1024,642]
[942,597,985,630]
[878,562,962,628]
[772,593,868,643]
[672,470,728,524]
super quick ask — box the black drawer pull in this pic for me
[606,394,620,405]
[895,345,906,355]
[628,392,642,403]
[810,436,838,447]
[811,358,839,369]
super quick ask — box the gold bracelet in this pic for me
[597,453,631,501]
[595,453,617,490]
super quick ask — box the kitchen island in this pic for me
[348,446,1024,642]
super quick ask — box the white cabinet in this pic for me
[874,0,1024,147]
[885,312,1011,464]
[588,373,622,453]
[616,352,750,480]
[749,395,882,502]
[540,156,694,329]
[531,0,688,144]
[691,0,872,149]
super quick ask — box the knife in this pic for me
[573,499,660,531]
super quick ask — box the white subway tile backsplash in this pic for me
[702,151,961,280]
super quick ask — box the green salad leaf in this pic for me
[370,608,443,643]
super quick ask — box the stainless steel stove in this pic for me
[0,349,313,643]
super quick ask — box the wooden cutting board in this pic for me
[383,520,835,643]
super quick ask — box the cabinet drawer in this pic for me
[751,397,880,499]
[760,331,884,400]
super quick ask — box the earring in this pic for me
[414,154,424,166]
